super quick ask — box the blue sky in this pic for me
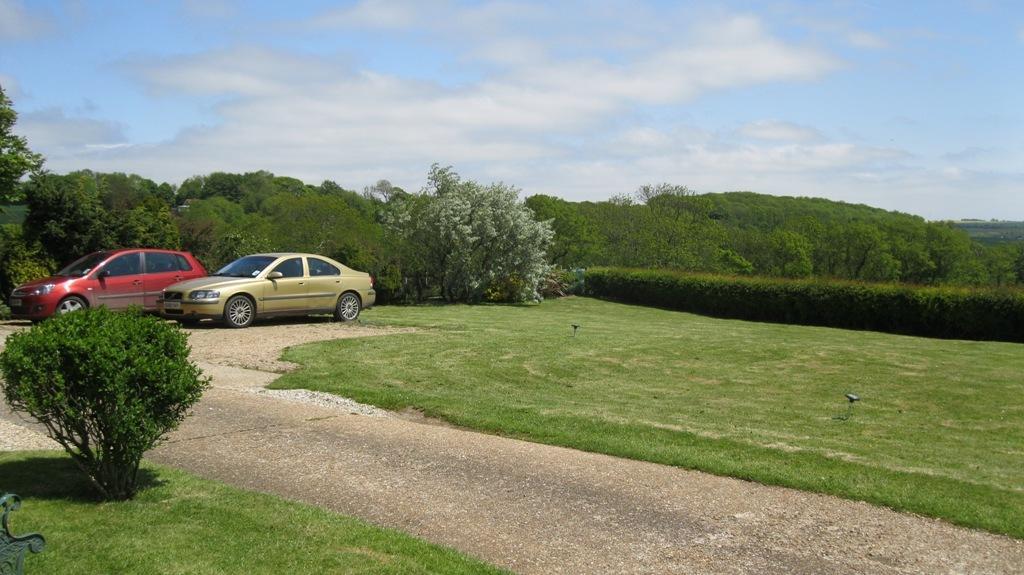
[1,0,1021,219]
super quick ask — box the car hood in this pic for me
[14,276,75,290]
[165,276,258,292]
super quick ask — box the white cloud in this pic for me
[311,0,420,30]
[181,0,237,20]
[104,12,836,174]
[309,0,549,34]
[123,47,350,96]
[738,120,823,143]
[0,0,52,40]
[511,16,837,106]
[18,108,126,155]
[0,73,23,99]
[846,30,888,49]
[61,8,1017,216]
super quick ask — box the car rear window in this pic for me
[175,254,193,271]
[308,258,340,276]
[145,252,179,273]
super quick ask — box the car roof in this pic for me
[109,247,186,252]
[90,248,189,256]
[251,252,333,258]
[247,253,354,270]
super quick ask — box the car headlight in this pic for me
[188,290,220,301]
[29,283,56,296]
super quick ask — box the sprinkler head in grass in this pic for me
[834,393,861,421]
[571,323,580,337]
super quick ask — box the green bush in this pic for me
[0,224,55,297]
[539,268,581,298]
[585,267,1024,342]
[0,302,9,320]
[483,274,529,303]
[0,308,209,500]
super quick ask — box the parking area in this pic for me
[1,316,410,372]
[175,317,411,373]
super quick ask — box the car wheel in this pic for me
[334,292,361,322]
[56,296,87,315]
[223,295,255,328]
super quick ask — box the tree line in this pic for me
[0,166,554,304]
[4,170,1022,306]
[527,187,1024,286]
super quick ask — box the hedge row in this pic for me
[584,267,1024,342]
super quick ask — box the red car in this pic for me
[8,249,207,321]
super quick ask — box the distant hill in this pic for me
[953,220,1024,245]
[702,191,926,231]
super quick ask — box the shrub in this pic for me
[483,274,528,303]
[0,308,209,500]
[0,302,9,320]
[539,268,582,299]
[0,225,55,297]
[382,165,554,303]
[585,267,1024,342]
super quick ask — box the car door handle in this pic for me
[132,280,143,286]
[173,276,183,281]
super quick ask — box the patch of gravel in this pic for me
[183,319,415,373]
[182,319,407,417]
[251,388,390,417]
[0,418,58,451]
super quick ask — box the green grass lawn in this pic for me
[0,451,507,574]
[273,297,1024,538]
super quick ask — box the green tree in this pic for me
[524,194,598,267]
[206,230,273,271]
[97,172,173,210]
[113,198,181,249]
[0,225,53,297]
[0,84,44,204]
[768,230,813,277]
[977,243,1020,286]
[818,222,899,281]
[262,191,379,270]
[1014,244,1024,284]
[23,172,112,264]
[925,223,985,284]
[640,185,723,270]
[386,165,553,302]
[175,196,273,269]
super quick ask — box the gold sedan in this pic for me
[160,253,375,328]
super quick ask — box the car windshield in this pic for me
[214,255,278,278]
[57,252,110,277]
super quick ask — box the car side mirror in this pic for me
[267,271,283,280]
[97,270,111,279]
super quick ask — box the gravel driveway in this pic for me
[2,317,1022,574]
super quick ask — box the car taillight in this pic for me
[369,275,375,288]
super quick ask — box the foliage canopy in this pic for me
[0,84,43,204]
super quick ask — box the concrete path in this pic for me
[2,321,1022,573]
[146,361,1023,574]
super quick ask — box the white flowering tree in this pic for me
[385,165,553,302]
